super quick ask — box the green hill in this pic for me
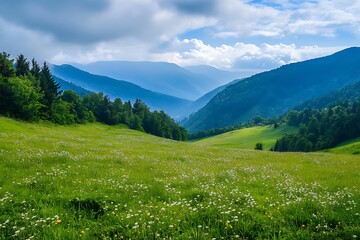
[0,117,359,239]
[324,137,360,155]
[195,125,298,150]
[184,47,360,132]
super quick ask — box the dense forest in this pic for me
[0,52,188,141]
[184,47,360,132]
[294,81,360,110]
[274,102,360,152]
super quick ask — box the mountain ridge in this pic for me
[74,61,242,100]
[51,64,191,117]
[183,47,360,132]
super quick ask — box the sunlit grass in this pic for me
[195,125,298,150]
[323,137,360,155]
[0,117,359,239]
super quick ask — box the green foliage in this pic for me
[254,142,263,150]
[295,81,360,110]
[184,47,360,132]
[50,99,75,125]
[0,76,43,121]
[275,102,360,152]
[40,62,61,108]
[0,52,15,78]
[0,117,359,239]
[0,52,187,141]
[15,54,30,77]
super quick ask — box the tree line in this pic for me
[0,52,188,141]
[273,102,360,152]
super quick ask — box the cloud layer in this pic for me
[0,0,358,71]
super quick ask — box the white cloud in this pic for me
[0,0,358,71]
[150,38,345,72]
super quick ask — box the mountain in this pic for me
[294,80,360,110]
[183,47,360,132]
[185,65,245,83]
[51,64,191,117]
[74,61,239,100]
[54,76,93,97]
[179,79,242,119]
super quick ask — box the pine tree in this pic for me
[15,54,30,77]
[0,52,15,78]
[40,62,61,108]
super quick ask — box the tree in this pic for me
[0,76,43,121]
[255,142,263,150]
[40,62,61,108]
[0,52,15,78]
[15,54,30,77]
[50,99,75,125]
[61,90,90,123]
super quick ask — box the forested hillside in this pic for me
[0,52,188,140]
[295,80,360,110]
[274,102,360,152]
[184,47,360,132]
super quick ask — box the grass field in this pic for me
[195,125,298,150]
[0,117,359,239]
[323,137,360,155]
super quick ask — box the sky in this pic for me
[0,0,359,73]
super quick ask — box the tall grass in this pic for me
[0,117,359,239]
[195,125,298,150]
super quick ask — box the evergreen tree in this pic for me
[15,54,30,77]
[0,52,15,78]
[40,62,61,108]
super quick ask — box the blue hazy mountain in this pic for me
[51,64,191,117]
[54,76,93,97]
[178,78,242,119]
[74,61,242,100]
[183,47,360,132]
[185,65,245,83]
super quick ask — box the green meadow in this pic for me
[323,137,360,155]
[0,117,359,239]
[195,125,298,150]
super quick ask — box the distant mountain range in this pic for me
[51,63,244,119]
[51,64,191,117]
[74,61,243,100]
[183,47,360,132]
[54,76,93,97]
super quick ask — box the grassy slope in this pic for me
[323,137,360,155]
[195,125,298,150]
[0,117,359,239]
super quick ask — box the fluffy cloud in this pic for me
[151,39,345,72]
[0,0,357,71]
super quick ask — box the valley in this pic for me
[2,1,360,239]
[0,117,359,239]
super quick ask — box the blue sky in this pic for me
[0,0,359,74]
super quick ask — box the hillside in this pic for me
[195,125,297,150]
[185,65,244,85]
[51,64,191,117]
[184,47,360,132]
[323,137,360,155]
[179,79,242,119]
[75,61,237,100]
[54,76,93,97]
[295,80,360,110]
[0,117,359,239]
